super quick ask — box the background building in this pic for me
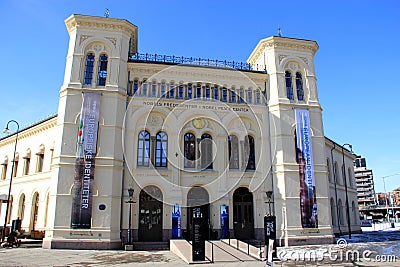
[354,156,376,210]
[0,14,360,249]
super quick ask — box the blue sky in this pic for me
[0,0,399,192]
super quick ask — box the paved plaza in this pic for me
[0,226,399,267]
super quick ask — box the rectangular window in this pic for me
[205,85,210,99]
[12,160,18,178]
[36,154,44,173]
[214,86,219,100]
[255,91,261,104]
[188,84,193,99]
[231,89,236,103]
[133,80,139,95]
[222,88,227,102]
[178,85,184,99]
[239,89,244,103]
[151,82,157,97]
[247,90,253,103]
[161,83,166,98]
[23,158,30,175]
[1,163,7,180]
[169,83,175,98]
[142,81,148,96]
[196,85,202,98]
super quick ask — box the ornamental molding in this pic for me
[0,116,58,146]
[65,15,137,38]
[105,37,117,47]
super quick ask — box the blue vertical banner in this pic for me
[172,204,181,238]
[220,205,229,238]
[71,92,101,229]
[295,109,318,228]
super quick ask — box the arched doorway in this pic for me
[187,186,210,240]
[138,186,163,241]
[233,187,254,240]
[30,192,39,231]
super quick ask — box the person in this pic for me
[1,231,20,248]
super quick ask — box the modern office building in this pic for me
[354,156,376,210]
[0,14,360,250]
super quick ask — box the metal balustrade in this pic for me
[130,52,267,73]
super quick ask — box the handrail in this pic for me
[205,240,214,263]
[130,52,267,73]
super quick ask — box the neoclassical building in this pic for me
[0,14,360,249]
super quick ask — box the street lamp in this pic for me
[382,173,400,223]
[265,191,274,216]
[125,187,135,245]
[1,120,20,243]
[341,143,352,239]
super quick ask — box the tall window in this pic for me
[151,81,157,97]
[247,90,253,103]
[205,85,210,99]
[97,54,108,86]
[142,80,148,96]
[285,71,294,100]
[244,135,256,170]
[1,161,7,180]
[160,82,166,98]
[32,192,39,231]
[231,89,236,103]
[201,134,213,169]
[348,168,353,188]
[137,130,150,167]
[228,135,239,169]
[255,90,261,104]
[169,82,175,98]
[155,132,168,167]
[178,84,184,99]
[338,199,344,225]
[187,84,193,99]
[133,80,139,95]
[184,133,196,168]
[222,88,227,102]
[330,198,336,226]
[327,158,332,183]
[36,153,44,173]
[296,72,304,101]
[196,84,202,98]
[83,53,95,85]
[12,158,18,178]
[334,162,340,185]
[214,86,219,100]
[239,89,244,103]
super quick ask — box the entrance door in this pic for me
[187,187,210,240]
[138,186,163,242]
[233,187,254,240]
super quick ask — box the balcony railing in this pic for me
[129,53,267,73]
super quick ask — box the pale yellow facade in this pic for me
[0,14,360,249]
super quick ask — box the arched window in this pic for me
[1,157,7,180]
[348,168,353,188]
[200,134,213,169]
[178,84,184,99]
[137,130,150,167]
[196,84,202,98]
[36,145,45,173]
[244,135,255,170]
[83,53,95,85]
[184,133,196,168]
[23,149,31,176]
[228,135,239,169]
[352,201,357,224]
[97,54,108,86]
[168,82,175,98]
[334,162,341,185]
[155,132,168,167]
[160,82,166,98]
[151,81,157,97]
[222,88,228,102]
[205,85,210,99]
[330,197,336,226]
[18,194,25,221]
[327,158,332,183]
[296,72,304,101]
[214,85,219,100]
[142,79,148,96]
[247,90,252,103]
[230,88,236,103]
[338,199,344,225]
[285,71,294,100]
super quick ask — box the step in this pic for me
[132,241,169,250]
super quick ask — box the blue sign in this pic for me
[172,204,181,238]
[220,205,229,238]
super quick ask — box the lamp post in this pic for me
[125,188,135,245]
[382,173,400,223]
[1,120,19,243]
[341,143,352,239]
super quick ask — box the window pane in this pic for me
[84,53,95,85]
[296,72,304,101]
[98,54,108,86]
[285,71,294,100]
[138,130,150,167]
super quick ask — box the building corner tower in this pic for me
[43,14,138,249]
[248,36,335,245]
